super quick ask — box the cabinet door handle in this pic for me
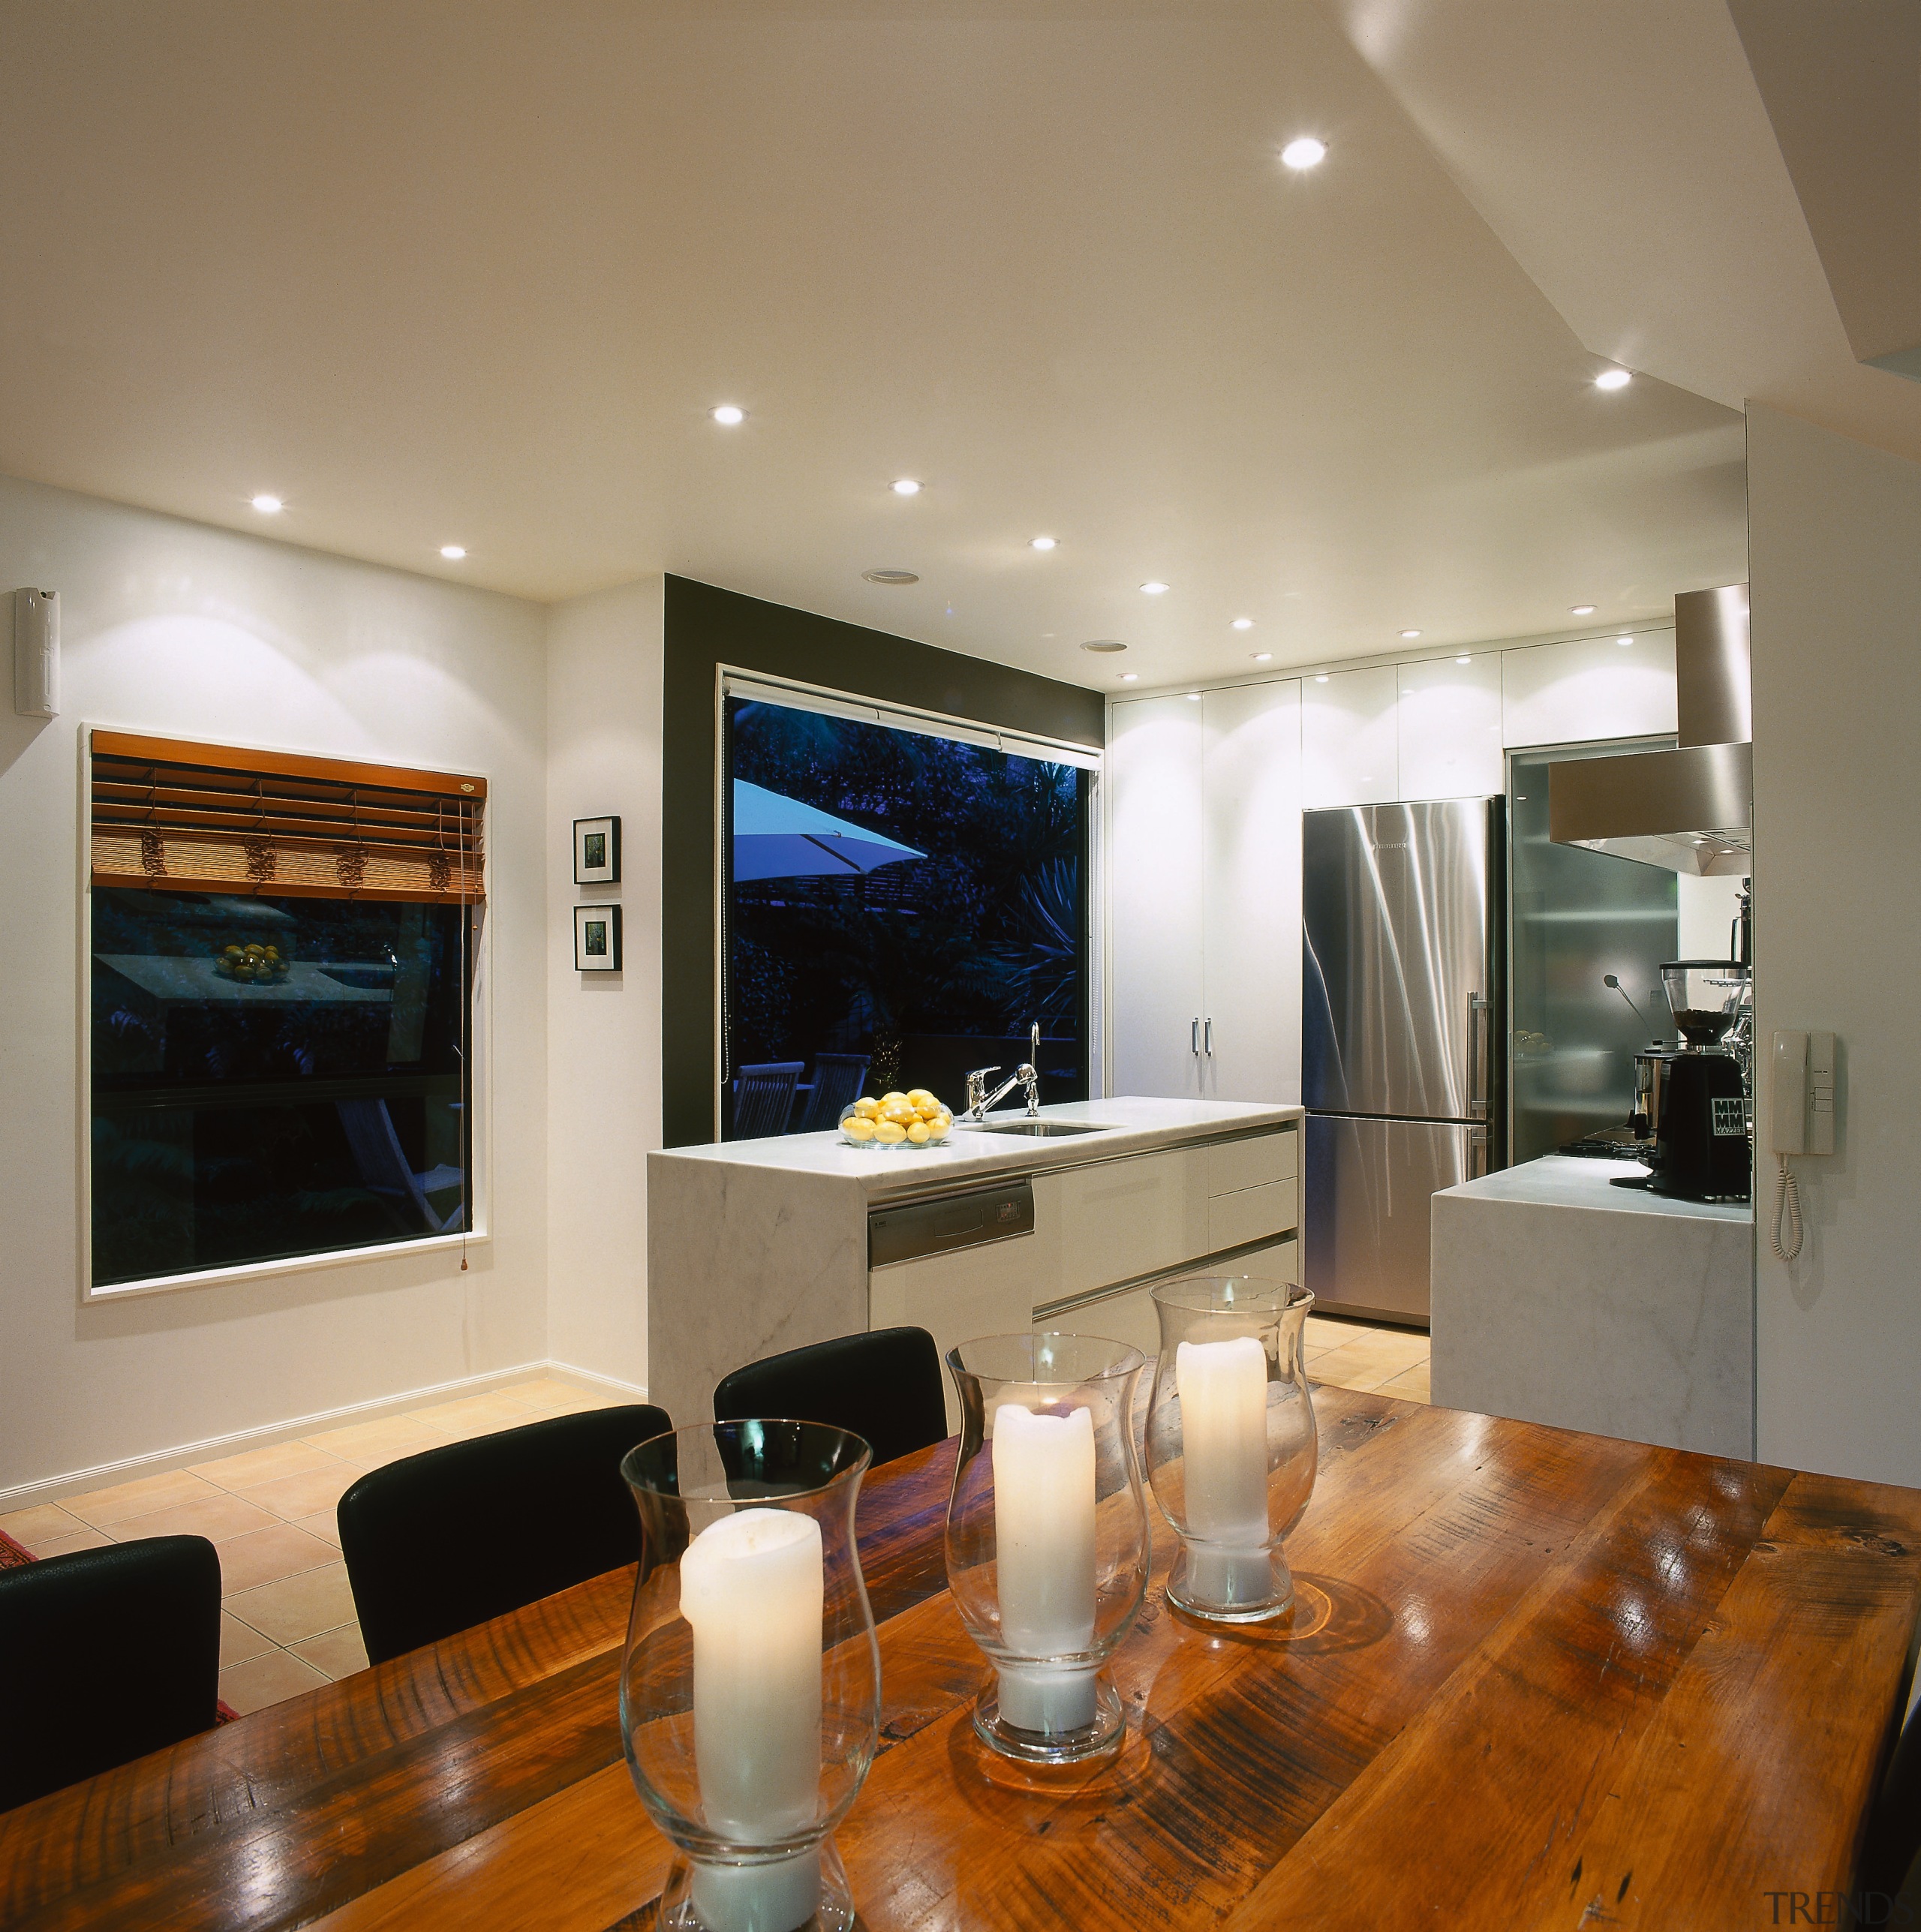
[1204,1017,1214,1056]
[1192,1017,1200,1056]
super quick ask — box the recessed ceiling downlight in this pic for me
[1231,617,1255,631]
[1281,137,1327,170]
[891,479,922,497]
[711,404,745,425]
[1400,629,1422,638]
[1120,672,1139,682]
[250,494,283,514]
[1080,640,1126,654]
[440,545,467,560]
[1252,652,1273,663]
[1140,581,1170,596]
[1030,536,1059,551]
[1594,368,1632,391]
[1570,604,1596,616]
[862,569,918,585]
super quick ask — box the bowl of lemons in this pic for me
[215,942,290,985]
[840,1089,953,1149]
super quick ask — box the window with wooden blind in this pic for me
[86,732,486,1294]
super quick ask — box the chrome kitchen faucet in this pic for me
[967,1023,1042,1121]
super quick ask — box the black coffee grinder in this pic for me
[1614,960,1751,1202]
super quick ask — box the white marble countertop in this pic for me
[651,1096,1302,1203]
[1438,1153,1752,1223]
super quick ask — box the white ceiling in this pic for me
[0,2,1805,689]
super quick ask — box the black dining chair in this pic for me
[0,1536,221,1813]
[337,1402,670,1665]
[713,1327,947,1468]
[795,1053,871,1134]
[731,1061,805,1138]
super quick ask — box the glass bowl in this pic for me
[838,1093,953,1150]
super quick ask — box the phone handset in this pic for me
[1768,1030,1836,1262]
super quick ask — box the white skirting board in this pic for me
[0,1359,651,1515]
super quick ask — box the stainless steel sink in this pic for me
[959,1119,1120,1137]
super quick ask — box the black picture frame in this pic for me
[573,815,621,885]
[574,903,622,972]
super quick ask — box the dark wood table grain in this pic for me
[6,1387,1921,1930]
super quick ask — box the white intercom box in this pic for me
[12,587,59,717]
[1770,1029,1836,1157]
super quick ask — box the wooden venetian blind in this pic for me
[89,732,486,903]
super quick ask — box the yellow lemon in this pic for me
[879,1091,907,1107]
[843,1116,876,1143]
[874,1119,907,1144]
[923,1115,949,1141]
[852,1096,880,1119]
[906,1120,930,1144]
[882,1101,916,1124]
[906,1088,934,1106]
[913,1098,942,1120]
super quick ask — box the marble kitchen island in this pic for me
[646,1098,1303,1429]
[1431,1155,1754,1458]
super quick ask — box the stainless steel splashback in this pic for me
[1301,801,1498,1123]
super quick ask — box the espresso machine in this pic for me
[1616,960,1752,1202]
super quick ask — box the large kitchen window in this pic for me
[722,683,1093,1137]
[86,733,483,1291]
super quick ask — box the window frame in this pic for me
[711,666,1105,1139]
[77,724,494,1303]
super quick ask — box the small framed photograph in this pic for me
[573,816,621,885]
[574,903,622,972]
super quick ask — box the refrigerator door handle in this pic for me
[1204,1017,1214,1056]
[1471,1123,1491,1179]
[1468,993,1491,1119]
[1191,1017,1201,1056]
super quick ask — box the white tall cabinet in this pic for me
[1108,682,1302,1104]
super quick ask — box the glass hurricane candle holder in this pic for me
[943,1332,1149,1765]
[1144,1276,1317,1624]
[620,1420,881,1932]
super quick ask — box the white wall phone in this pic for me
[1768,1029,1836,1260]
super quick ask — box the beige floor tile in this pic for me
[1378,1366,1432,1405]
[1304,1315,1378,1350]
[218,1648,330,1717]
[290,1621,370,1682]
[1309,1345,1405,1394]
[301,1414,442,1465]
[290,1509,342,1549]
[17,1526,115,1559]
[235,1463,360,1522]
[215,1522,340,1595]
[0,1503,87,1546]
[410,1392,544,1431]
[219,1611,275,1668]
[64,1467,223,1528]
[191,1439,347,1493]
[109,1491,281,1546]
[226,1562,358,1647]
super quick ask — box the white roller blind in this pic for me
[723,672,1101,771]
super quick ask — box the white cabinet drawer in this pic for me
[1189,1127,1296,1197]
[1208,1177,1297,1254]
[1038,1234,1303,1360]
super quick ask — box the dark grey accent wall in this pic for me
[662,575,1105,1148]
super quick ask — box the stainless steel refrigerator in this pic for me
[1301,800,1505,1327]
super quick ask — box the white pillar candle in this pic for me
[1175,1335,1273,1606]
[680,1507,824,1932]
[992,1402,1097,1734]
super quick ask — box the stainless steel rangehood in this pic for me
[1549,585,1752,877]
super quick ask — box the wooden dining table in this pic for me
[7,1384,1921,1930]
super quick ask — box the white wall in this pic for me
[0,474,551,1491]
[545,578,665,1394]
[1748,404,1921,1486]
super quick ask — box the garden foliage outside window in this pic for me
[88,732,483,1290]
[723,693,1090,1137]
